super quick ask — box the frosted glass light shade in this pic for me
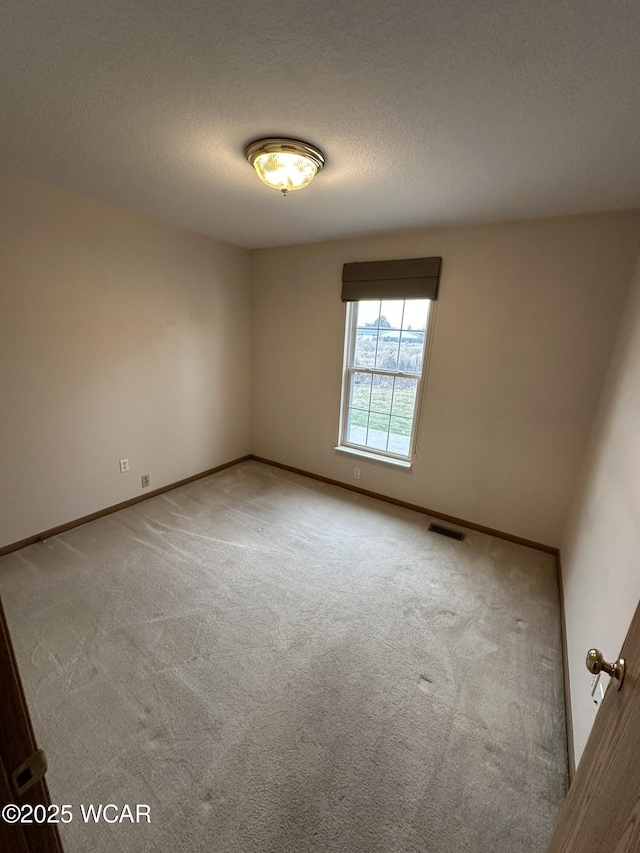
[245,138,325,194]
[253,151,317,191]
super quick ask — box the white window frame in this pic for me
[336,299,437,466]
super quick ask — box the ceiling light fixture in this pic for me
[245,138,325,196]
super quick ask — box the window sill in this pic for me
[334,445,412,469]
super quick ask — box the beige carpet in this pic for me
[0,461,567,852]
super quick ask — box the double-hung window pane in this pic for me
[342,299,431,460]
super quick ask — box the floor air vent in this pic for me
[428,523,465,541]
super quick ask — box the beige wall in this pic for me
[0,173,251,548]
[561,253,640,765]
[251,213,640,547]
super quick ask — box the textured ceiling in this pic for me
[1,0,640,249]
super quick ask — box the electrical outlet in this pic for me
[353,467,361,480]
[141,474,150,488]
[119,458,130,473]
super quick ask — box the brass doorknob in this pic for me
[586,648,625,690]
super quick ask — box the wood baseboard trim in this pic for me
[0,455,251,557]
[556,552,576,783]
[249,455,559,555]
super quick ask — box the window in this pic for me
[336,256,441,466]
[338,299,434,463]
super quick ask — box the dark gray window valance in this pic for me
[341,256,442,302]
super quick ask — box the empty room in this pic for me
[1,1,640,851]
